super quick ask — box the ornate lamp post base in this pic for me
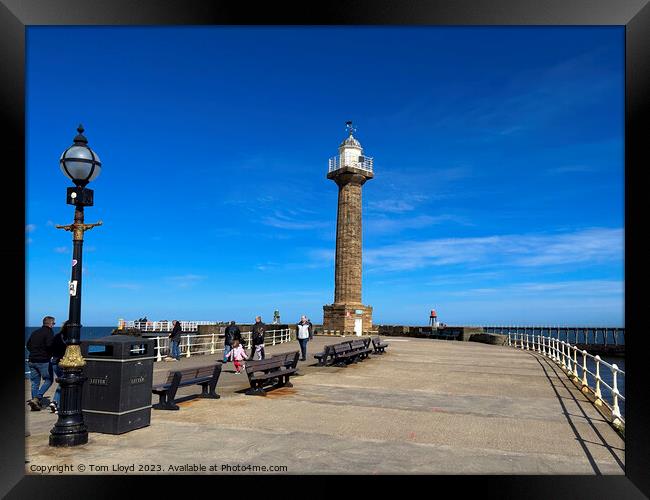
[49,345,88,447]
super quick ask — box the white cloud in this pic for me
[364,227,623,272]
[109,283,142,290]
[168,274,206,282]
[366,214,471,235]
[54,247,69,254]
[166,274,207,288]
[547,165,595,175]
[260,209,329,231]
[367,199,416,214]
[448,280,623,298]
[25,224,36,233]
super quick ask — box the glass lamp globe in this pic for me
[59,124,102,187]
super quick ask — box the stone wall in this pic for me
[375,325,497,343]
[323,303,373,333]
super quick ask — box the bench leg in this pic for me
[245,386,267,396]
[199,383,220,399]
[280,374,293,388]
[152,392,180,411]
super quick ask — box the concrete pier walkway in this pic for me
[25,336,625,474]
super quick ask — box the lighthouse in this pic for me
[323,121,374,336]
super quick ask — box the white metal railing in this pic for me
[152,329,293,362]
[508,333,625,428]
[328,155,373,174]
[117,320,216,332]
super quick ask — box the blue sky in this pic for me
[25,27,624,326]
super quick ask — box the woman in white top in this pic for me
[296,315,313,361]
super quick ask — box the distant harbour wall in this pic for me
[375,325,507,345]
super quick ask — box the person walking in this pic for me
[223,321,241,363]
[49,320,69,414]
[296,315,313,361]
[226,339,248,374]
[169,320,182,361]
[26,316,55,411]
[250,316,266,360]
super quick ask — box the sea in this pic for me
[24,326,625,417]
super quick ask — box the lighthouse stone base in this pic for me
[322,303,373,335]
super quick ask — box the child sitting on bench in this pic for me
[226,339,248,374]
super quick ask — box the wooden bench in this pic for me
[331,342,361,366]
[371,336,389,354]
[152,363,222,410]
[314,344,336,365]
[245,357,296,396]
[350,339,372,360]
[271,351,300,370]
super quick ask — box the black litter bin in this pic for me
[81,335,155,434]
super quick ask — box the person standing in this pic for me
[223,321,241,363]
[49,320,69,414]
[169,320,182,361]
[26,316,55,411]
[250,316,266,360]
[296,315,313,361]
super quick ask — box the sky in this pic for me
[25,26,624,327]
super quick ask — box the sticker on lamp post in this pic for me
[72,259,78,267]
[69,280,78,296]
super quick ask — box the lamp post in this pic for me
[49,124,103,447]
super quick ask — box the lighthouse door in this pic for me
[354,318,363,336]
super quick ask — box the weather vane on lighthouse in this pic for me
[345,120,356,137]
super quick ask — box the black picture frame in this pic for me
[2,0,648,497]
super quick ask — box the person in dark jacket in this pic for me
[26,316,55,411]
[223,321,241,363]
[250,316,266,360]
[49,320,69,413]
[169,320,182,361]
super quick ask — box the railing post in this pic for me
[566,342,572,373]
[581,350,588,387]
[594,355,602,404]
[155,336,162,362]
[611,364,622,422]
[246,333,251,350]
[561,341,567,369]
[210,333,215,355]
[572,346,578,378]
[185,334,191,358]
[508,333,511,346]
[525,333,529,350]
[273,330,276,346]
